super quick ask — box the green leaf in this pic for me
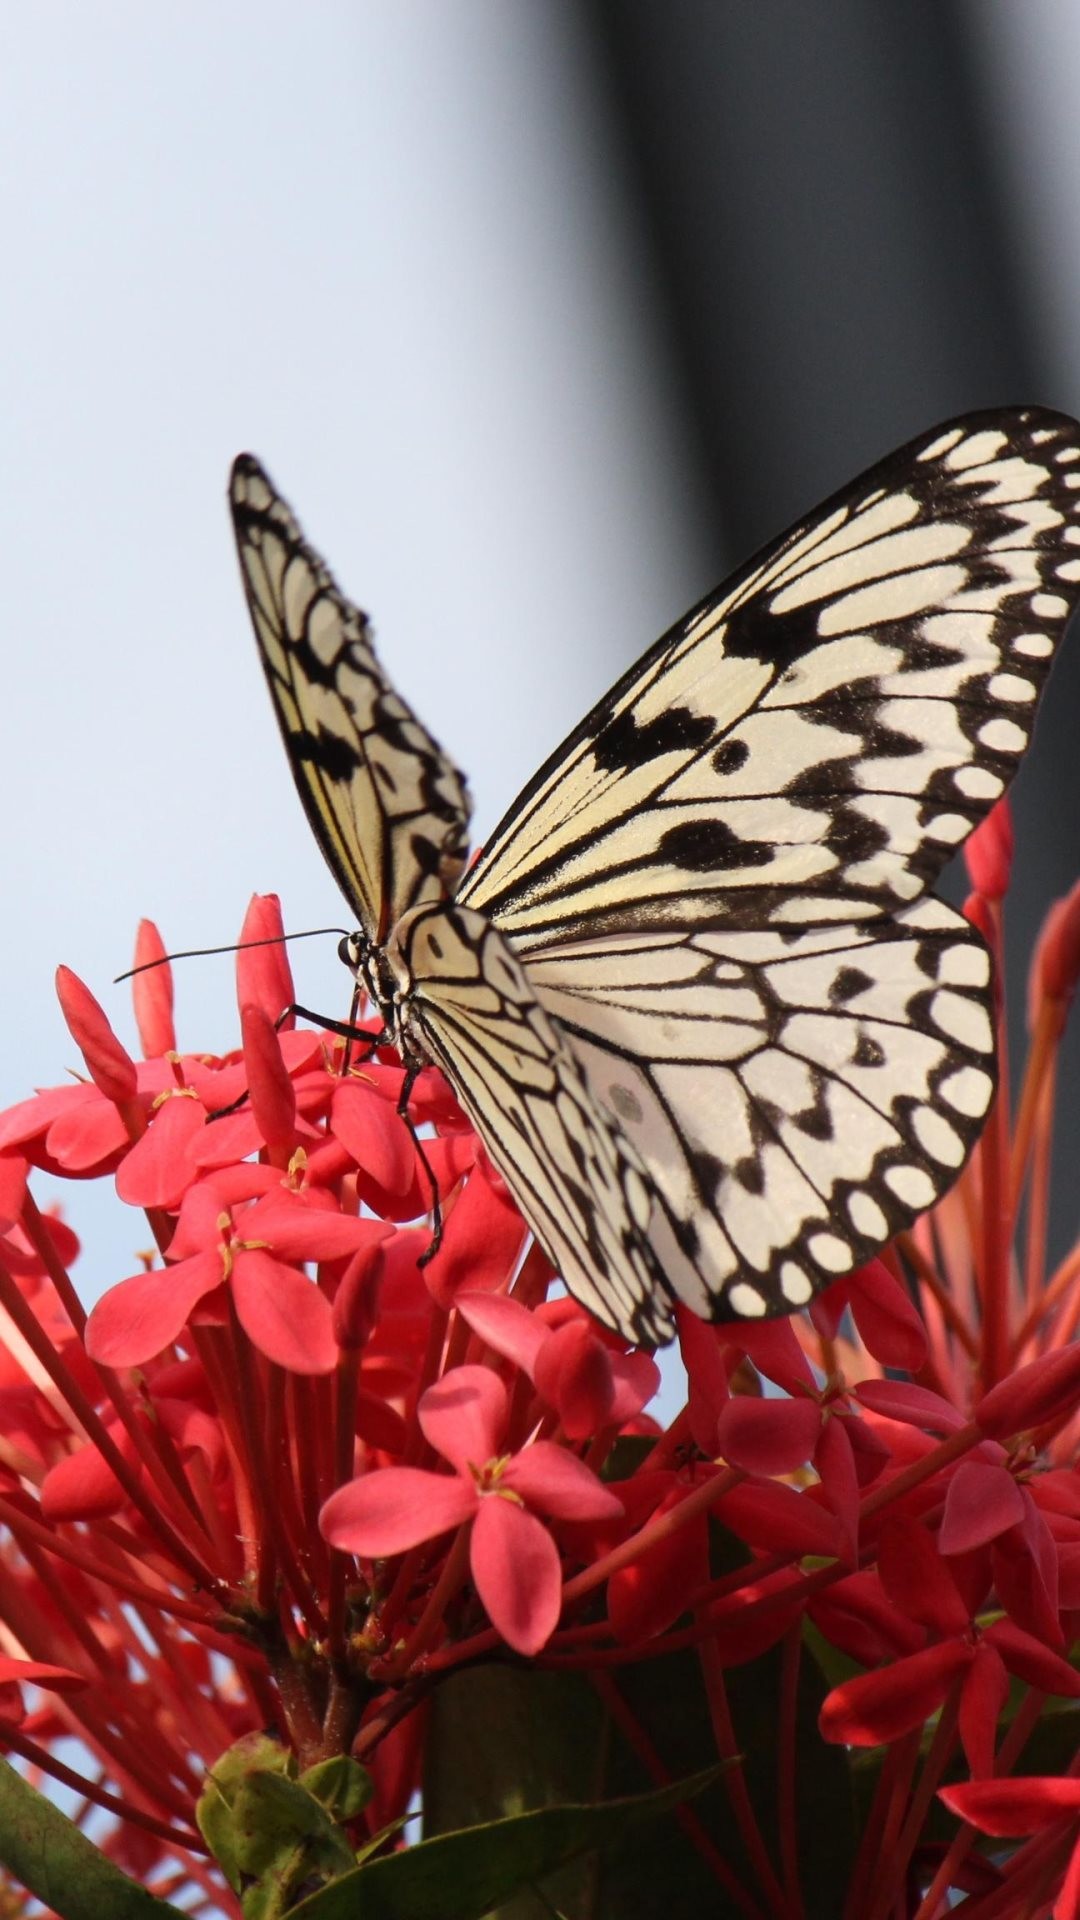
[298,1755,372,1822]
[420,1520,858,1918]
[0,1755,186,1920]
[197,1732,299,1894]
[287,1768,722,1920]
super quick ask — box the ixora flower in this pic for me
[0,840,1079,1917]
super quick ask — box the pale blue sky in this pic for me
[0,5,710,1288]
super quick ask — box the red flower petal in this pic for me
[321,1467,476,1556]
[0,1155,27,1232]
[940,1776,1080,1836]
[0,1656,87,1693]
[977,1346,1080,1439]
[332,1238,390,1350]
[879,1516,970,1638]
[854,1378,967,1433]
[810,1570,927,1667]
[844,1259,928,1372]
[820,1639,973,1746]
[993,1490,1061,1643]
[85,1251,223,1366]
[677,1308,731,1455]
[41,1425,139,1520]
[47,1095,129,1173]
[502,1441,624,1521]
[715,1479,842,1560]
[533,1322,615,1438]
[0,1084,98,1154]
[734,1319,816,1393]
[470,1496,561,1656]
[455,1291,547,1379]
[332,1082,418,1199]
[985,1618,1080,1698]
[608,1486,708,1644]
[423,1167,527,1311]
[418,1365,507,1472]
[716,1393,821,1476]
[958,1639,1009,1778]
[115,1095,205,1208]
[940,1460,1026,1555]
[816,1413,860,1565]
[231,1248,337,1374]
[247,1196,392,1264]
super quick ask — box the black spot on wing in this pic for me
[733,1155,765,1195]
[853,1032,886,1068]
[295,727,357,783]
[593,705,715,774]
[659,819,774,872]
[713,738,750,776]
[830,966,875,1006]
[828,807,890,863]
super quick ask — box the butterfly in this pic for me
[230,408,1080,1345]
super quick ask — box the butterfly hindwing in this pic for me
[231,456,472,944]
[394,903,672,1343]
[519,898,994,1318]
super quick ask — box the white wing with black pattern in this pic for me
[235,408,1080,1338]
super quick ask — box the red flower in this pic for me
[321,1364,623,1655]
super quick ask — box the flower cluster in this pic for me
[0,816,1079,1917]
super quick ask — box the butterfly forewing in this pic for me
[231,456,472,944]
[233,407,1080,1337]
[461,410,1079,949]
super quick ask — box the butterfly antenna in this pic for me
[115,926,351,984]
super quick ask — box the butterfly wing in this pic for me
[231,456,472,944]
[518,899,993,1317]
[459,408,1080,1319]
[462,409,1080,949]
[394,903,672,1344]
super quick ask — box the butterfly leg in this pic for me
[389,1064,446,1266]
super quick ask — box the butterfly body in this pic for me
[231,409,1080,1343]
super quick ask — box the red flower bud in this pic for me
[240,1002,296,1156]
[131,920,176,1058]
[332,1239,386,1350]
[55,967,137,1105]
[1033,878,1080,1008]
[236,894,295,1028]
[961,889,995,946]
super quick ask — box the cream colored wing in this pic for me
[461,408,1080,950]
[231,456,472,944]
[392,902,673,1344]
[521,898,994,1319]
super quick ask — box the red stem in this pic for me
[589,1665,767,1920]
[697,1632,791,1916]
[777,1622,805,1920]
[0,1725,204,1851]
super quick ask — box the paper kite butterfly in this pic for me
[230,408,1080,1345]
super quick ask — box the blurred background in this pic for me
[2,1,1079,1292]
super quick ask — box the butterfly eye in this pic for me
[338,935,361,971]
